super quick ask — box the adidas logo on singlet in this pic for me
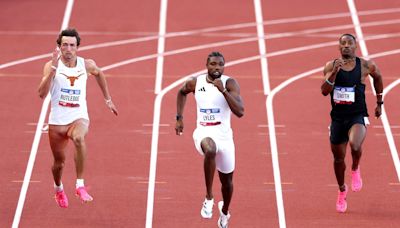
[198,87,206,92]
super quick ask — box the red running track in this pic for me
[1,0,399,227]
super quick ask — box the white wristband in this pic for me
[325,79,334,86]
[105,98,112,105]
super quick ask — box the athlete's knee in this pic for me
[349,141,362,152]
[334,157,345,164]
[71,134,85,147]
[201,137,216,156]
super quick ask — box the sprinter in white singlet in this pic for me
[175,52,244,228]
[38,28,118,208]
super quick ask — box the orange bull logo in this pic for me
[60,73,84,86]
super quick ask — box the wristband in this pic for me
[176,114,183,121]
[51,65,57,70]
[377,93,383,96]
[325,79,335,86]
[105,98,112,105]
[222,88,227,94]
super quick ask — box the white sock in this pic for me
[54,183,63,192]
[76,179,85,188]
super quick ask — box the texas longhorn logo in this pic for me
[60,73,84,86]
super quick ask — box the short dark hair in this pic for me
[56,28,81,46]
[339,33,356,42]
[207,51,225,64]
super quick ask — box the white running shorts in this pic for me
[192,127,235,174]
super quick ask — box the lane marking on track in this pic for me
[1,6,400,37]
[100,32,400,73]
[154,0,168,94]
[254,0,271,95]
[11,180,41,183]
[139,181,167,184]
[347,0,400,183]
[146,46,400,228]
[11,1,75,228]
[6,6,399,228]
[143,123,170,127]
[258,132,287,136]
[258,124,286,128]
[373,125,400,128]
[374,133,400,136]
[2,8,400,70]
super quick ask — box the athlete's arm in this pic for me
[175,77,196,135]
[366,59,383,118]
[223,78,244,118]
[321,59,342,96]
[38,47,59,98]
[85,59,118,116]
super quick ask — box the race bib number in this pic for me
[333,86,355,104]
[58,88,81,107]
[199,108,221,125]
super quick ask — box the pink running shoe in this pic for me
[76,187,93,202]
[55,190,68,208]
[351,167,363,192]
[336,184,348,213]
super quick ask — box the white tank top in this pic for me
[48,57,89,125]
[194,74,232,139]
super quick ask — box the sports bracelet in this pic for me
[105,98,112,105]
[325,79,335,86]
[176,114,183,121]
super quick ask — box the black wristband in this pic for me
[176,114,183,121]
[377,101,384,105]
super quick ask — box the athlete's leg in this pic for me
[201,137,217,200]
[331,143,347,191]
[48,125,69,186]
[218,171,233,215]
[348,123,366,170]
[67,119,89,179]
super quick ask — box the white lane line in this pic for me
[347,0,400,182]
[11,1,74,227]
[144,47,400,228]
[266,67,321,228]
[154,0,168,95]
[1,7,399,37]
[147,2,167,220]
[254,0,271,95]
[2,7,400,70]
[381,78,400,182]
[106,32,400,226]
[254,0,284,226]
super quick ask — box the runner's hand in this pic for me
[175,120,183,135]
[105,99,118,116]
[375,105,382,118]
[52,47,60,67]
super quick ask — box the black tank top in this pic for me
[330,57,368,119]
